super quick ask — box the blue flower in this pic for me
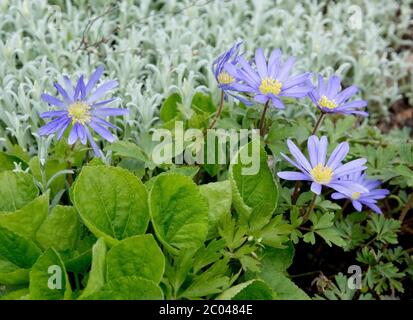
[38,66,128,157]
[212,42,252,105]
[225,48,311,109]
[331,172,389,213]
[309,74,368,116]
[277,135,368,195]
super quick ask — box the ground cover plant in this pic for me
[0,0,412,300]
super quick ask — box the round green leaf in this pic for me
[84,276,163,300]
[29,248,72,300]
[73,166,149,246]
[149,173,209,254]
[0,171,38,211]
[106,234,165,284]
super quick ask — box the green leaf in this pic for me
[29,248,72,300]
[0,287,29,300]
[36,205,80,251]
[367,215,400,244]
[199,181,232,236]
[0,193,48,240]
[260,243,295,272]
[0,225,42,269]
[106,234,165,284]
[84,276,163,300]
[315,228,346,247]
[149,173,209,254]
[229,141,278,231]
[105,141,148,163]
[310,212,346,247]
[180,259,231,298]
[191,92,216,115]
[79,238,107,299]
[73,166,149,246]
[0,152,24,172]
[259,269,310,300]
[0,171,38,211]
[0,257,30,285]
[217,279,274,300]
[29,156,66,196]
[160,93,182,122]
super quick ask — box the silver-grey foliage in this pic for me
[0,0,411,155]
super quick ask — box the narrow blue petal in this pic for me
[54,82,72,104]
[92,108,128,117]
[287,139,312,172]
[84,127,102,157]
[327,142,349,170]
[255,48,267,79]
[277,171,311,181]
[277,56,295,83]
[40,110,67,119]
[311,182,322,195]
[68,123,80,145]
[87,80,118,104]
[41,94,66,108]
[89,122,116,143]
[326,75,341,98]
[268,49,281,79]
[85,66,104,95]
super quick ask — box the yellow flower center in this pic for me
[351,192,361,200]
[259,77,282,95]
[217,71,234,84]
[310,163,333,184]
[68,101,91,125]
[318,95,337,110]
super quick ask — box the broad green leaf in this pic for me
[0,257,29,285]
[36,205,80,251]
[149,173,209,254]
[199,180,232,235]
[191,92,216,114]
[73,166,149,246]
[217,279,274,300]
[106,234,165,284]
[84,276,163,300]
[63,233,96,274]
[0,152,24,172]
[105,141,148,163]
[0,171,38,211]
[79,238,107,299]
[0,193,48,240]
[229,141,278,231]
[0,225,42,269]
[0,287,29,300]
[259,269,309,300]
[160,93,182,122]
[29,248,72,300]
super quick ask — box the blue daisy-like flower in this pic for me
[277,135,368,195]
[38,66,128,157]
[309,74,368,116]
[212,42,252,105]
[331,172,389,214]
[224,48,312,109]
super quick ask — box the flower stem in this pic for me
[208,90,225,129]
[67,144,76,186]
[312,112,326,135]
[303,193,317,223]
[399,192,413,222]
[258,100,270,137]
